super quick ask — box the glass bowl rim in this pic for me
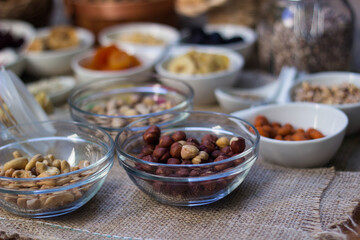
[68,75,194,119]
[0,120,115,182]
[115,110,260,168]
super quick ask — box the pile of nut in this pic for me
[293,82,360,105]
[135,125,247,197]
[0,151,92,211]
[254,115,325,141]
[86,93,180,130]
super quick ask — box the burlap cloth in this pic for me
[1,108,360,239]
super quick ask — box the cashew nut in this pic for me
[0,168,4,176]
[4,157,28,171]
[52,159,61,169]
[25,154,44,171]
[27,199,41,210]
[5,168,15,177]
[56,177,71,186]
[44,192,74,209]
[11,170,34,178]
[12,150,23,158]
[78,160,90,169]
[60,160,70,174]
[17,198,27,208]
[35,161,47,175]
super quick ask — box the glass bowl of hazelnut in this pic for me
[115,111,259,206]
[0,120,114,218]
[69,76,193,139]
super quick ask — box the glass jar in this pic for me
[257,0,354,74]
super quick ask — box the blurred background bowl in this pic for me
[232,103,348,168]
[71,47,156,83]
[116,111,259,206]
[25,26,94,78]
[64,0,177,36]
[99,22,180,63]
[0,19,36,76]
[289,72,360,135]
[156,45,244,105]
[69,76,193,138]
[0,120,114,218]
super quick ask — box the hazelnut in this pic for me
[186,138,200,147]
[143,125,161,144]
[201,134,218,144]
[155,167,172,176]
[189,169,200,177]
[171,131,186,142]
[220,146,232,155]
[158,135,174,148]
[181,145,199,160]
[175,168,190,177]
[181,159,192,164]
[198,151,209,160]
[216,136,229,148]
[211,150,222,159]
[230,137,246,154]
[141,144,155,155]
[191,156,202,164]
[167,158,181,164]
[152,148,170,163]
[170,142,182,158]
[198,145,212,155]
[202,140,216,152]
[214,155,231,172]
[178,140,187,146]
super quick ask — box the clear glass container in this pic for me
[257,0,354,74]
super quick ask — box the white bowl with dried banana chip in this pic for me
[155,45,244,104]
[25,26,94,77]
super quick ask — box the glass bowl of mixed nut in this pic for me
[0,121,114,218]
[69,77,193,138]
[289,72,360,134]
[116,111,259,206]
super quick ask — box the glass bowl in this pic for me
[116,111,259,206]
[69,76,193,138]
[0,120,114,218]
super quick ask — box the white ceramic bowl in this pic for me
[155,45,244,104]
[232,103,348,168]
[71,47,156,83]
[0,20,36,76]
[99,22,180,63]
[289,72,360,135]
[25,27,94,77]
[27,76,76,105]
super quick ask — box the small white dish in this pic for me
[99,22,180,63]
[289,72,360,135]
[25,27,94,77]
[71,47,156,83]
[27,76,76,104]
[232,103,348,168]
[0,20,36,76]
[156,45,244,104]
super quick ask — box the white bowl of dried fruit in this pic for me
[232,103,348,168]
[25,26,94,77]
[289,72,360,135]
[155,45,244,104]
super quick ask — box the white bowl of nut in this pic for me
[0,120,114,218]
[99,22,180,63]
[289,72,360,135]
[69,77,193,138]
[25,26,94,77]
[155,45,244,104]
[232,103,348,168]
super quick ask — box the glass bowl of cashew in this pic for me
[0,120,114,218]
